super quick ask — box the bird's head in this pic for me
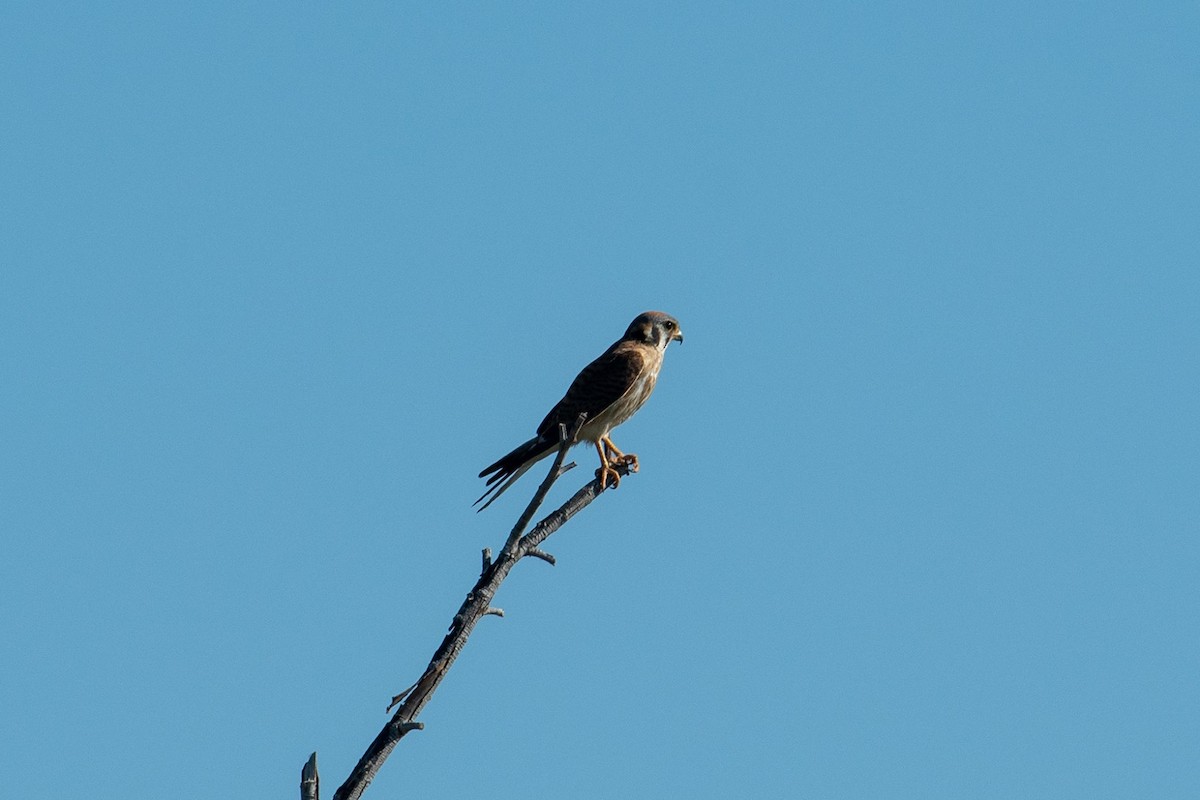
[625,311,684,350]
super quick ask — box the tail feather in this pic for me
[474,437,556,511]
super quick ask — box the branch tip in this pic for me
[301,752,319,798]
[526,548,557,566]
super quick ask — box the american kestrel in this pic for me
[475,311,684,511]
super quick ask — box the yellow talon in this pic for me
[601,436,639,473]
[594,441,625,490]
[596,465,622,490]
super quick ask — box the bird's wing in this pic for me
[536,342,647,437]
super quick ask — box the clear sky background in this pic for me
[3,3,1198,798]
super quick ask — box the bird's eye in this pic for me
[664,320,675,329]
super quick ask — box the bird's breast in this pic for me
[580,369,658,441]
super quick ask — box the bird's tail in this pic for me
[474,437,556,511]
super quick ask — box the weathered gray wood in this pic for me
[300,752,318,800]
[327,414,631,800]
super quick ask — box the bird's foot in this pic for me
[601,436,636,469]
[595,465,622,490]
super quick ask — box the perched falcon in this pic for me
[475,311,684,511]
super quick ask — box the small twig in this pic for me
[483,607,504,618]
[385,681,417,714]
[480,548,492,574]
[526,548,556,566]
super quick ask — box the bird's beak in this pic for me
[673,329,684,345]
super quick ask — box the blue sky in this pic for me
[3,3,1198,798]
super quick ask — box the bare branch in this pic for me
[501,416,584,557]
[325,417,636,800]
[515,463,633,557]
